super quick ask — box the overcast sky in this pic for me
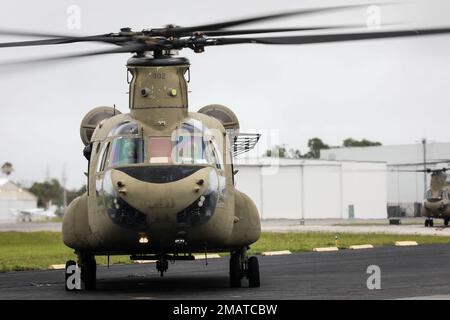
[0,0,449,188]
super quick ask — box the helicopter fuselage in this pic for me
[422,172,450,222]
[63,111,260,254]
[62,56,260,257]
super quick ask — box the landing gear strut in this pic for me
[79,252,96,290]
[229,248,260,288]
[156,257,169,277]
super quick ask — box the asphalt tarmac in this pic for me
[1,244,450,300]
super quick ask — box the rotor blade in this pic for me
[209,27,450,46]
[0,29,84,38]
[393,168,448,173]
[165,4,375,35]
[0,34,128,49]
[200,24,373,36]
[0,42,148,67]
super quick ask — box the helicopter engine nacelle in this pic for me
[198,104,240,140]
[79,106,121,146]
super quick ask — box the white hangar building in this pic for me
[0,179,38,221]
[234,158,387,220]
[321,142,450,216]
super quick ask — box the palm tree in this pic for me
[1,162,13,177]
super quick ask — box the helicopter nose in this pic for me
[102,166,219,227]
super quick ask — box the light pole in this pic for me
[422,138,427,197]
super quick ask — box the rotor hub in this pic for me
[126,55,189,67]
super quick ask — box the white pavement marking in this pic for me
[395,241,418,246]
[261,250,292,256]
[398,294,450,300]
[313,247,339,252]
[349,244,374,250]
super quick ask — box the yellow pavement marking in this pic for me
[313,247,339,252]
[261,250,292,256]
[395,241,418,246]
[349,244,374,250]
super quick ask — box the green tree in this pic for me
[66,185,87,204]
[343,138,382,147]
[305,137,330,159]
[1,162,13,176]
[28,179,64,208]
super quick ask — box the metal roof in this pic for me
[0,179,37,201]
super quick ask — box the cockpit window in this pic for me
[149,137,172,164]
[104,118,223,168]
[109,137,145,167]
[209,140,223,170]
[426,189,446,199]
[108,121,139,137]
[172,120,214,165]
[97,142,110,172]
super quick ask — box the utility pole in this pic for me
[45,164,51,182]
[422,138,427,196]
[62,163,67,209]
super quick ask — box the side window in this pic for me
[209,141,223,170]
[96,142,110,173]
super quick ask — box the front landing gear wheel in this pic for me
[444,218,449,227]
[430,219,434,227]
[425,219,429,227]
[247,256,260,288]
[229,253,242,288]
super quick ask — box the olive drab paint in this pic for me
[421,171,450,223]
[63,54,261,257]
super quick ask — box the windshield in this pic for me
[110,137,145,167]
[108,121,139,137]
[426,189,446,199]
[107,119,223,168]
[172,120,220,166]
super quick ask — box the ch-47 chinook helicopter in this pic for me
[396,166,450,227]
[421,168,450,227]
[2,3,450,291]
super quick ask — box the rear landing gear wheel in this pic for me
[247,256,260,288]
[444,218,449,227]
[425,219,429,227]
[430,219,434,227]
